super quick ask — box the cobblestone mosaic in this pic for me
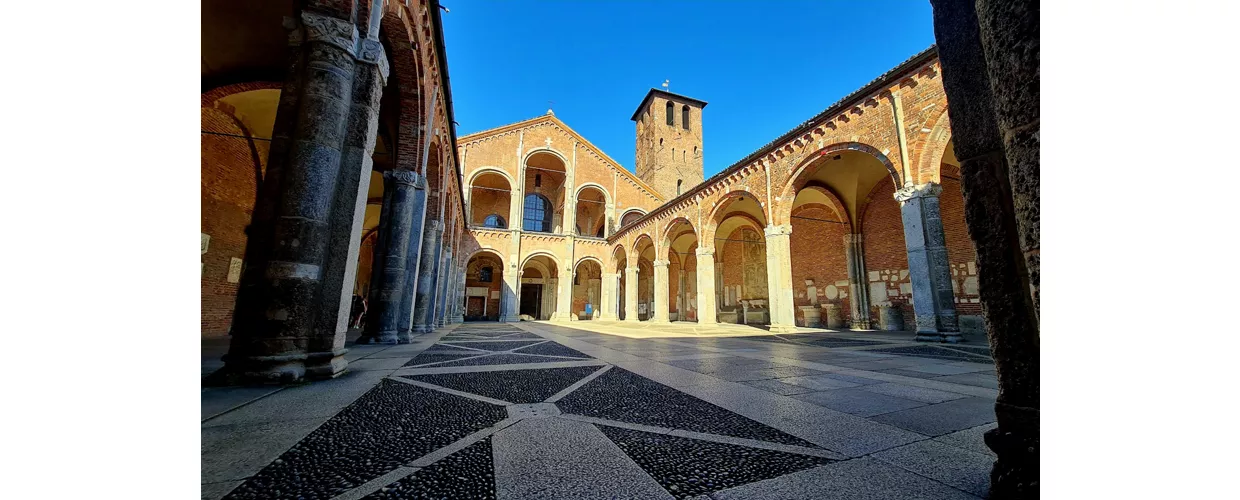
[403,366,600,404]
[802,337,892,348]
[513,341,592,358]
[432,353,580,367]
[362,438,496,500]
[557,368,819,447]
[223,380,506,500]
[402,352,484,367]
[439,340,545,351]
[596,426,834,499]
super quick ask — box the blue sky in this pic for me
[440,1,935,177]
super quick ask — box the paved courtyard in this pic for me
[203,321,998,499]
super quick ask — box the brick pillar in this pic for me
[412,220,444,333]
[359,170,426,345]
[223,10,390,383]
[844,233,873,329]
[652,259,671,322]
[695,247,717,325]
[764,224,797,333]
[896,183,962,342]
[624,265,640,322]
[930,0,1040,496]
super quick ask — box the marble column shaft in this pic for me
[224,10,389,382]
[412,220,444,332]
[844,233,872,329]
[599,272,618,320]
[362,170,426,344]
[695,248,717,325]
[764,225,797,332]
[623,266,640,322]
[896,183,961,341]
[652,260,671,322]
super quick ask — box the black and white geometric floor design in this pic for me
[224,331,838,500]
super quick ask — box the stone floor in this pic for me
[202,321,998,499]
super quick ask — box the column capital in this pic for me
[383,169,425,188]
[894,182,942,203]
[285,11,358,53]
[603,272,620,278]
[653,259,670,268]
[358,39,390,82]
[625,266,640,274]
[764,224,793,237]
[695,247,716,257]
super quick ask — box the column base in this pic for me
[768,324,799,334]
[501,315,521,323]
[412,324,435,334]
[305,349,349,379]
[215,351,309,385]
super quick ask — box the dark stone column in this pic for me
[896,183,962,342]
[358,170,426,345]
[411,220,444,333]
[434,248,453,327]
[930,0,1039,497]
[222,10,389,383]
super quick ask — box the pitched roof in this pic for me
[630,88,709,122]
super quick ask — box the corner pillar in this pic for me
[895,183,962,342]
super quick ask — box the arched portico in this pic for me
[572,257,603,320]
[661,217,699,323]
[519,252,561,320]
[463,249,506,321]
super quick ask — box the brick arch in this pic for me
[574,182,612,206]
[915,108,953,184]
[611,244,628,270]
[574,256,605,274]
[702,188,768,245]
[379,10,426,176]
[619,209,647,229]
[788,185,854,234]
[631,233,655,259]
[200,81,282,108]
[660,216,697,252]
[522,147,571,167]
[467,248,506,268]
[520,251,562,273]
[778,142,900,224]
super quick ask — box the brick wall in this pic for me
[201,107,267,337]
[940,164,982,316]
[861,180,914,327]
[790,206,852,323]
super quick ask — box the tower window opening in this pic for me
[677,179,683,195]
[666,101,674,126]
[534,174,542,188]
[682,105,690,130]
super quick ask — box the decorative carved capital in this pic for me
[288,11,358,53]
[695,247,716,257]
[358,39,390,82]
[653,260,670,268]
[764,224,793,237]
[626,266,640,274]
[894,182,942,203]
[384,169,425,188]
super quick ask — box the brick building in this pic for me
[202,0,979,382]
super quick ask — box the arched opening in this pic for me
[519,254,559,320]
[464,251,504,321]
[785,145,902,329]
[620,209,645,228]
[666,100,675,126]
[710,193,770,326]
[633,235,656,321]
[612,245,628,320]
[469,170,512,229]
[523,151,567,233]
[575,186,608,237]
[572,259,603,320]
[682,105,691,130]
[664,219,699,322]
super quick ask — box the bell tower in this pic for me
[631,88,707,199]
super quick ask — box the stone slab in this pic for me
[492,417,673,500]
[201,386,283,421]
[932,423,998,457]
[709,456,981,499]
[859,382,971,404]
[869,397,997,436]
[790,388,927,417]
[932,372,1001,389]
[778,374,863,391]
[202,370,388,427]
[872,439,995,497]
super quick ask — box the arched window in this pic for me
[479,266,493,283]
[523,194,553,232]
[483,214,506,229]
[666,101,674,126]
[682,105,690,130]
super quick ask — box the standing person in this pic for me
[350,294,366,330]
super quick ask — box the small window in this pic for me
[676,179,683,195]
[483,214,506,229]
[666,101,674,126]
[534,174,541,188]
[682,105,690,130]
[479,266,493,282]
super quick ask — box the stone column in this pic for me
[895,183,961,342]
[359,170,426,344]
[599,272,618,320]
[501,261,521,322]
[433,248,453,327]
[411,220,444,333]
[452,265,466,323]
[553,262,574,321]
[652,259,671,322]
[764,225,797,333]
[623,265,640,322]
[695,248,718,325]
[930,0,1040,496]
[844,233,873,329]
[223,10,390,383]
